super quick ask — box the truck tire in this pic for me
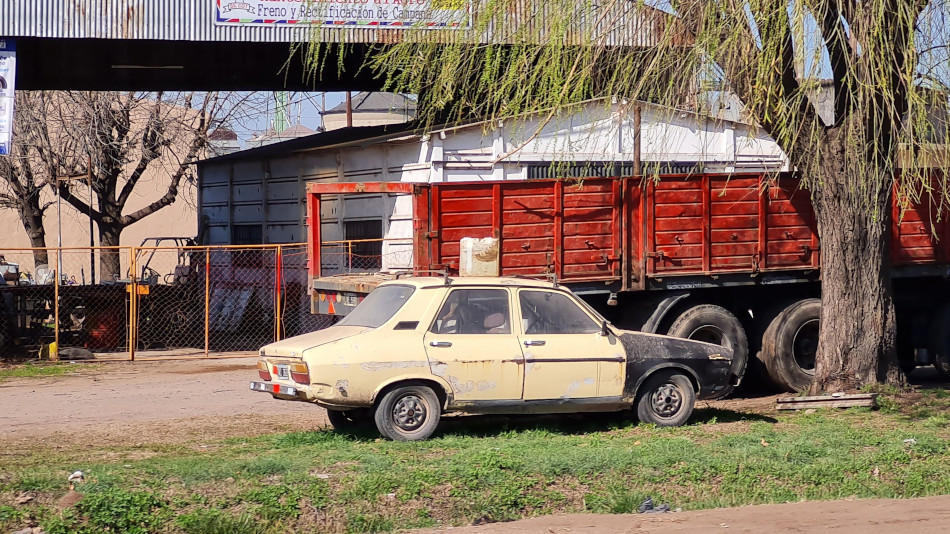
[761,299,820,392]
[374,384,441,441]
[928,303,950,379]
[667,304,748,398]
[635,370,696,427]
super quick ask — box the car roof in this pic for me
[379,276,561,290]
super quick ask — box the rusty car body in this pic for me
[251,277,735,440]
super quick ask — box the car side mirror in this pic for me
[600,320,610,337]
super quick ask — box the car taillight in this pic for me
[290,362,310,385]
[257,360,272,381]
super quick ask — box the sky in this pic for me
[226,91,348,145]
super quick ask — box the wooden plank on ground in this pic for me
[775,393,879,411]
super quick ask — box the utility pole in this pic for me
[87,155,94,283]
[345,91,353,128]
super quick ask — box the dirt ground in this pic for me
[0,358,327,446]
[2,358,949,533]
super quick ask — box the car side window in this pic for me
[431,289,511,334]
[519,290,600,334]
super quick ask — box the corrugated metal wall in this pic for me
[0,0,675,46]
[0,0,308,42]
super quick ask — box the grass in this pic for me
[0,362,100,381]
[2,390,950,533]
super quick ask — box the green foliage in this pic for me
[12,472,61,492]
[585,486,655,514]
[176,510,269,534]
[240,485,301,521]
[40,488,165,534]
[0,363,99,380]
[0,504,23,525]
[345,512,395,534]
[10,401,950,533]
[76,488,166,534]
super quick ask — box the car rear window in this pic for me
[337,285,415,329]
[519,290,600,334]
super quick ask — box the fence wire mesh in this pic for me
[319,239,414,275]
[0,247,132,360]
[0,244,338,361]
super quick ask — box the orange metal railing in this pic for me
[0,244,335,361]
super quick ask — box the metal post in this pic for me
[348,241,353,272]
[88,156,95,284]
[128,247,136,361]
[204,249,210,357]
[633,105,642,177]
[275,245,282,341]
[52,249,60,361]
[345,91,353,128]
[56,182,63,275]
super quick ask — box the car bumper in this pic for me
[250,380,310,401]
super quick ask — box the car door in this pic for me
[517,288,625,400]
[423,288,525,401]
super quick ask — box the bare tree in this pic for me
[0,92,81,268]
[308,0,949,392]
[35,91,231,280]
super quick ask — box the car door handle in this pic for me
[523,340,546,347]
[429,341,452,348]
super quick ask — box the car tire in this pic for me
[326,408,372,431]
[928,303,950,380]
[761,299,820,392]
[667,304,748,398]
[374,384,441,441]
[635,371,696,427]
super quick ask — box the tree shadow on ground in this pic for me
[690,407,777,424]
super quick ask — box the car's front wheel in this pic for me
[374,384,441,441]
[636,371,696,427]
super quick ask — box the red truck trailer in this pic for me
[305,173,950,392]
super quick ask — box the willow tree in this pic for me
[306,0,948,392]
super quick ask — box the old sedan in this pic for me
[251,277,735,441]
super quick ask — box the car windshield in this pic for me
[337,285,415,328]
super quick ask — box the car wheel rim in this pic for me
[651,382,683,418]
[392,394,427,431]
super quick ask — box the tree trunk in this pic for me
[20,204,49,269]
[809,137,903,393]
[99,224,122,282]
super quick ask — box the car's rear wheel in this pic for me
[635,371,695,427]
[326,408,372,431]
[374,384,441,441]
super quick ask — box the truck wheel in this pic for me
[636,371,696,427]
[374,384,441,441]
[928,304,950,379]
[326,408,372,431]
[667,304,748,398]
[761,299,820,392]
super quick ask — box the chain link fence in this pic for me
[0,247,132,360]
[319,239,414,275]
[0,245,338,362]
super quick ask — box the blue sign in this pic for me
[0,38,15,156]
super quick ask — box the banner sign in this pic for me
[214,0,469,28]
[0,39,14,156]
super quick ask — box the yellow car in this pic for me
[251,277,735,441]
